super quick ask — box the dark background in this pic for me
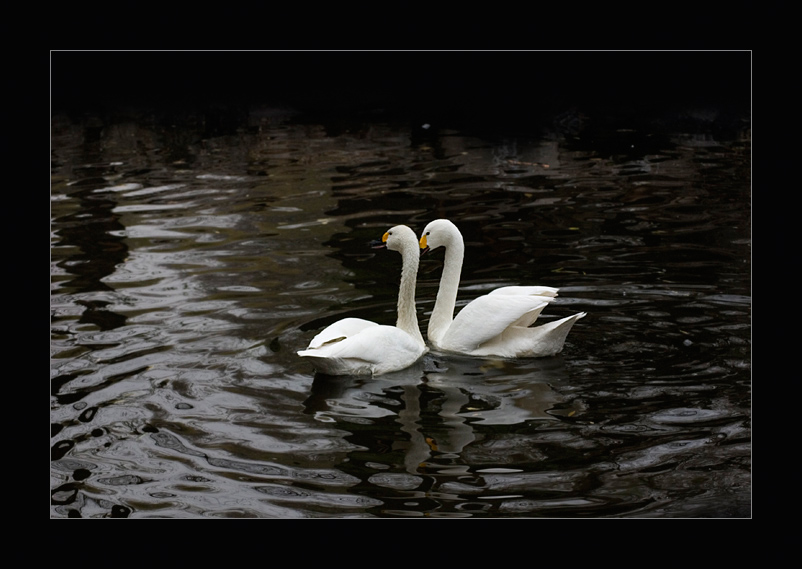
[51,51,750,137]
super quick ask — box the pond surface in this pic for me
[51,104,751,518]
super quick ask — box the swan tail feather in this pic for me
[472,312,586,358]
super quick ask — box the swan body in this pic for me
[298,225,427,375]
[419,219,585,358]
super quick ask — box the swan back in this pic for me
[298,323,425,375]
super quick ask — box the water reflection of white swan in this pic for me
[419,219,586,358]
[297,225,428,376]
[302,354,570,476]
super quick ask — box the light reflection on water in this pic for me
[51,111,750,518]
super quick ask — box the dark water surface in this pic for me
[51,103,751,518]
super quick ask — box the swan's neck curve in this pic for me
[396,245,425,346]
[428,233,464,345]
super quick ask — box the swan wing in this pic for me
[298,324,427,376]
[305,317,379,349]
[470,312,587,358]
[487,286,559,327]
[488,285,559,298]
[439,294,552,353]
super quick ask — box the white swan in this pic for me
[297,225,428,376]
[419,219,586,358]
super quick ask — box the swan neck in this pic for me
[428,237,464,344]
[396,246,425,346]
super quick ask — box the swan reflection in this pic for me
[302,353,570,478]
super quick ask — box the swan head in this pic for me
[419,218,458,252]
[381,225,419,253]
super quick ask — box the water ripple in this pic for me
[51,112,750,518]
